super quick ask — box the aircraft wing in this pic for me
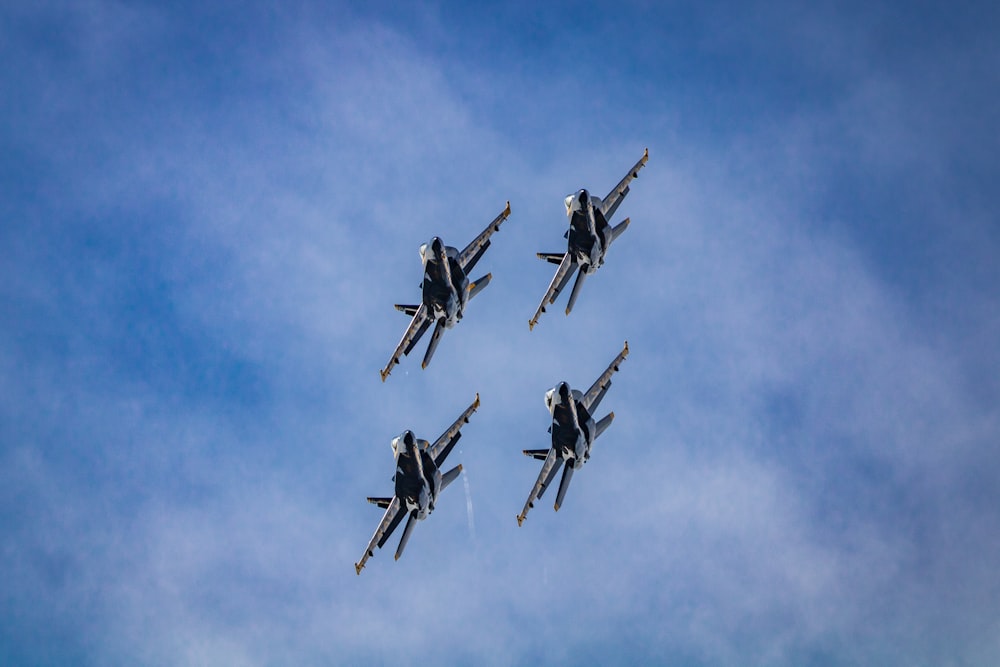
[457,201,511,274]
[355,496,403,574]
[380,304,431,381]
[600,148,648,221]
[528,252,576,330]
[517,447,561,526]
[581,340,630,412]
[429,393,481,466]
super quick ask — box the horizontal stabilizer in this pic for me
[595,412,615,439]
[610,217,630,244]
[522,449,550,460]
[551,263,577,305]
[367,497,393,509]
[441,463,463,491]
[565,269,588,315]
[469,273,492,300]
[394,512,417,561]
[394,304,420,316]
[537,252,566,265]
[421,320,445,369]
[554,463,575,511]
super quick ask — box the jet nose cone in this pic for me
[431,237,444,253]
[558,382,571,400]
[565,190,589,214]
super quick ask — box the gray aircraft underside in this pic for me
[517,341,629,526]
[355,394,481,574]
[381,202,511,381]
[529,149,648,330]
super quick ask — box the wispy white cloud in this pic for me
[2,2,999,666]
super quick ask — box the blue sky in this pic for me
[2,2,999,665]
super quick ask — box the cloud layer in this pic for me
[2,2,999,665]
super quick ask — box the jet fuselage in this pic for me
[546,382,597,470]
[565,189,612,274]
[392,431,442,520]
[419,237,469,327]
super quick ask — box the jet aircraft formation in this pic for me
[356,149,648,574]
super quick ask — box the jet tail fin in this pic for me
[522,449,550,460]
[441,463,463,492]
[366,497,393,509]
[537,252,566,265]
[595,412,615,439]
[394,304,420,316]
[469,273,492,300]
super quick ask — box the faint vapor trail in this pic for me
[462,467,476,542]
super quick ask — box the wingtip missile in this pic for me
[504,200,511,218]
[473,393,481,410]
[528,318,536,331]
[623,340,629,356]
[355,562,363,575]
[644,147,649,160]
[517,514,525,527]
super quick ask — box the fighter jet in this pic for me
[355,394,480,574]
[517,341,629,526]
[529,150,648,330]
[381,202,511,381]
